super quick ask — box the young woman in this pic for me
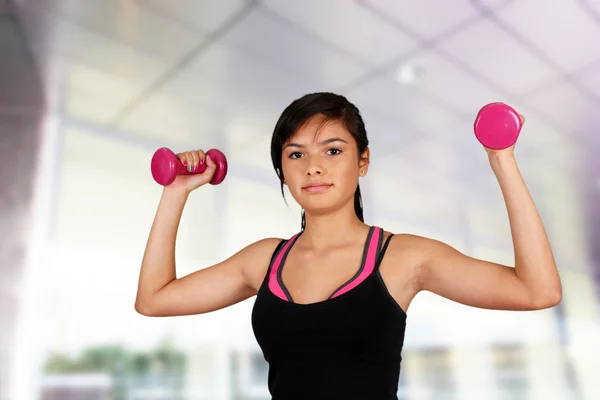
[135,92,562,399]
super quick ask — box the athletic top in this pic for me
[251,226,407,400]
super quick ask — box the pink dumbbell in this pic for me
[151,147,228,186]
[474,102,523,150]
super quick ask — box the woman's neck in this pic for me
[300,205,368,250]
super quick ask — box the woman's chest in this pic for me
[279,248,367,304]
[251,283,406,360]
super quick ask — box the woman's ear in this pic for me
[359,147,370,176]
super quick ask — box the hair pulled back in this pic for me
[270,92,369,231]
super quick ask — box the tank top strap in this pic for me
[374,233,395,270]
[327,225,380,299]
[376,225,385,253]
[365,226,382,270]
[267,232,302,301]
[265,239,287,275]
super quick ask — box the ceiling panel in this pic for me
[522,81,600,135]
[343,73,464,142]
[497,101,565,153]
[577,63,600,99]
[360,0,485,39]
[369,128,476,196]
[589,0,600,15]
[25,0,205,61]
[117,92,232,148]
[492,0,600,72]
[437,18,559,95]
[135,0,251,33]
[424,116,487,159]
[260,0,418,68]
[476,0,516,9]
[383,136,470,181]
[217,8,370,90]
[119,40,318,146]
[355,107,417,151]
[60,59,149,125]
[183,40,319,110]
[20,3,170,84]
[433,116,512,188]
[400,50,507,114]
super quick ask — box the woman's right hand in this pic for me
[167,149,217,193]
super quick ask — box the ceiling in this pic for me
[8,0,600,273]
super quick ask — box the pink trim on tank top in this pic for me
[268,227,382,302]
[330,226,381,298]
[268,233,300,301]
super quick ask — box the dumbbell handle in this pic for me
[151,147,228,186]
[170,151,208,176]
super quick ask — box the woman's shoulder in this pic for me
[376,226,432,245]
[376,227,435,261]
[250,236,287,250]
[239,237,288,264]
[238,237,287,290]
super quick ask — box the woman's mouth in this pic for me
[303,182,333,193]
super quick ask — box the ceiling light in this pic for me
[395,63,422,85]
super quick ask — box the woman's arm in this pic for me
[135,188,188,311]
[135,187,282,317]
[135,149,283,317]
[413,132,562,311]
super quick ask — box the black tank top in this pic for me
[251,226,407,400]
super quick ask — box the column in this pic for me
[0,1,47,399]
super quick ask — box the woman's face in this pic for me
[281,115,370,216]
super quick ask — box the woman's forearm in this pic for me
[135,188,189,311]
[490,153,562,306]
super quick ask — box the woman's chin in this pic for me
[300,197,351,216]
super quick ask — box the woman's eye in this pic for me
[289,148,341,158]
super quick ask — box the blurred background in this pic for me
[1,0,600,399]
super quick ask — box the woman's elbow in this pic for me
[135,298,158,316]
[531,289,562,310]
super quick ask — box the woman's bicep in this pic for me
[136,238,282,317]
[415,237,536,311]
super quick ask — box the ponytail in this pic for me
[354,184,364,222]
